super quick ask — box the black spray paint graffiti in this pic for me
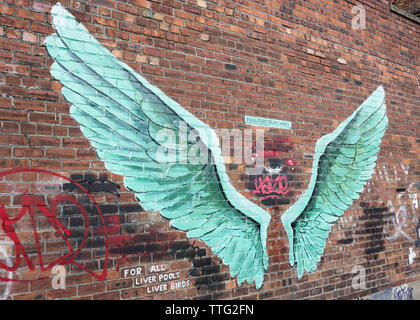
[352,203,390,291]
[359,203,389,260]
[0,168,111,285]
[337,231,354,245]
[63,173,121,197]
[60,173,167,272]
[182,242,228,298]
[62,173,143,216]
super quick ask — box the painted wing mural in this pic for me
[46,3,388,287]
[45,3,271,289]
[281,86,388,279]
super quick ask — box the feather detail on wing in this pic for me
[281,86,388,279]
[46,3,271,289]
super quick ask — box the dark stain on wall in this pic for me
[63,173,121,197]
[338,231,354,245]
[61,196,143,217]
[359,203,389,260]
[167,240,227,296]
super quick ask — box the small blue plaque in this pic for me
[245,115,292,129]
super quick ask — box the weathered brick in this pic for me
[0,0,417,302]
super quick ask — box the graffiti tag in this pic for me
[253,174,290,199]
[393,285,414,300]
[0,168,108,282]
[386,206,415,243]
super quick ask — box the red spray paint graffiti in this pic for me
[253,174,290,199]
[108,226,177,271]
[0,168,108,282]
[247,136,296,206]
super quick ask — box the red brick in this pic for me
[0,134,27,145]
[14,99,45,111]
[47,287,77,300]
[5,29,21,40]
[0,63,30,75]
[0,97,13,108]
[93,16,118,29]
[29,89,59,101]
[30,136,59,147]
[78,282,106,296]
[46,148,75,159]
[13,147,44,158]
[62,138,90,148]
[0,16,29,30]
[29,112,59,124]
[0,146,11,156]
[0,0,417,302]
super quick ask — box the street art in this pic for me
[251,137,295,159]
[248,138,295,206]
[121,264,191,294]
[387,206,416,242]
[44,3,391,286]
[253,174,290,199]
[46,4,270,289]
[336,215,357,231]
[368,284,415,300]
[361,203,387,260]
[0,167,177,294]
[63,174,121,197]
[249,159,293,207]
[374,164,420,245]
[393,284,414,300]
[281,86,388,279]
[0,168,109,282]
[110,228,178,272]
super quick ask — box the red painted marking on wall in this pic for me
[0,168,108,282]
[285,159,296,166]
[110,229,177,271]
[253,175,290,198]
[252,138,295,158]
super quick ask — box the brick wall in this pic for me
[393,0,420,16]
[0,0,419,300]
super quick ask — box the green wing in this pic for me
[281,86,388,279]
[45,4,271,288]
